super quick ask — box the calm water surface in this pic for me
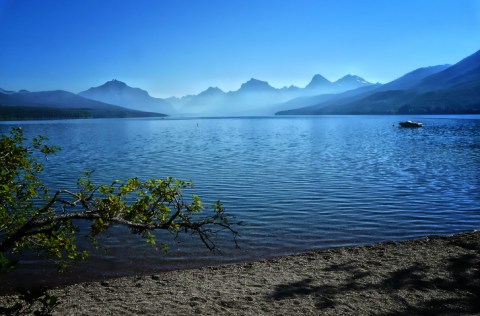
[1,115,479,288]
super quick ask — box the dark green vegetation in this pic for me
[277,49,480,115]
[0,128,237,272]
[0,106,166,120]
[0,106,92,120]
[0,90,166,120]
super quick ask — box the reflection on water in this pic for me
[1,115,479,290]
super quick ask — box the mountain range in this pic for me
[166,74,374,116]
[1,48,480,120]
[78,79,175,115]
[0,90,166,120]
[0,74,374,120]
[277,49,480,115]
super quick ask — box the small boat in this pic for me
[399,120,423,128]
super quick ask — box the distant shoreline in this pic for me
[1,113,480,123]
[0,106,166,121]
[1,230,479,315]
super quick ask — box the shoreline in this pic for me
[1,230,479,315]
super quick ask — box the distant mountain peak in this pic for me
[239,78,275,92]
[306,74,331,89]
[280,85,300,91]
[78,79,175,114]
[206,86,223,92]
[198,86,224,96]
[84,79,150,96]
[339,74,361,80]
[101,79,129,89]
[245,78,268,85]
[335,75,371,86]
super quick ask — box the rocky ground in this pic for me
[1,231,479,315]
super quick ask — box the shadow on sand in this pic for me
[270,237,480,315]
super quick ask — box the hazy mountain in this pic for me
[418,49,480,90]
[198,86,225,97]
[274,84,381,115]
[305,74,332,91]
[303,74,373,95]
[168,78,281,115]
[375,65,450,91]
[280,85,301,93]
[79,80,175,114]
[0,90,166,120]
[277,49,480,115]
[171,87,228,115]
[334,75,372,90]
[221,78,286,115]
[0,88,14,94]
[237,78,276,93]
[171,75,373,115]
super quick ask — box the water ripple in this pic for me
[1,115,479,281]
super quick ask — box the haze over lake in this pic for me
[1,115,479,286]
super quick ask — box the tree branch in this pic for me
[1,127,239,270]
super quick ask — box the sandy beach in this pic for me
[1,231,479,315]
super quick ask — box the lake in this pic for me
[1,115,480,288]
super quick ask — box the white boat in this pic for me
[399,120,423,128]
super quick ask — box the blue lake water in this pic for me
[1,115,480,287]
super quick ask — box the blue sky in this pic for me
[1,0,479,97]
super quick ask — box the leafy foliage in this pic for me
[0,128,238,272]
